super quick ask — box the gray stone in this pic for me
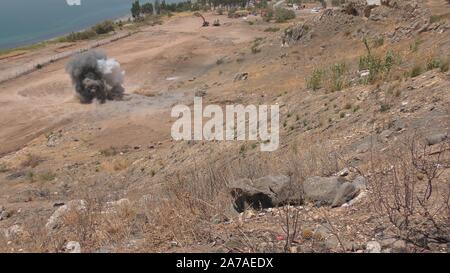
[65,241,81,253]
[379,129,393,140]
[229,175,302,212]
[366,241,381,253]
[426,133,448,146]
[391,240,407,253]
[0,210,10,221]
[46,199,87,231]
[380,237,396,248]
[332,182,359,207]
[3,224,24,240]
[234,72,248,81]
[356,141,371,154]
[353,176,368,191]
[303,176,345,206]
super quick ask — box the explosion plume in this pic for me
[66,50,125,103]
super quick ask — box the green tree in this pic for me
[141,2,154,14]
[131,0,141,18]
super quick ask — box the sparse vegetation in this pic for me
[39,171,56,181]
[0,163,9,173]
[329,63,347,92]
[370,137,450,247]
[21,154,43,168]
[274,8,296,23]
[307,69,324,91]
[410,64,423,78]
[251,38,263,54]
[410,38,421,52]
[264,27,280,32]
[426,57,449,73]
[100,147,118,157]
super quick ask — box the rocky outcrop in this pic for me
[303,176,360,207]
[46,199,87,231]
[425,133,448,146]
[229,175,302,212]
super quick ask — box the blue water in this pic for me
[0,0,162,50]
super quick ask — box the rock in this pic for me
[380,237,396,248]
[336,168,349,177]
[46,200,87,231]
[65,241,81,253]
[366,241,381,253]
[425,133,448,146]
[103,198,130,213]
[356,141,371,154]
[379,129,393,140]
[303,176,354,206]
[332,182,359,207]
[0,210,10,221]
[194,86,208,97]
[352,176,367,191]
[3,224,25,240]
[391,240,407,253]
[229,175,302,212]
[234,72,248,81]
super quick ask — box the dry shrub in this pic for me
[101,158,130,172]
[20,153,44,168]
[370,136,450,248]
[140,138,341,249]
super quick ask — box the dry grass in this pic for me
[20,154,44,168]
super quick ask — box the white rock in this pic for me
[65,241,81,253]
[3,225,24,240]
[46,200,87,231]
[366,241,381,253]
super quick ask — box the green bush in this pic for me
[426,58,442,71]
[307,69,324,91]
[92,20,115,35]
[426,57,449,72]
[330,63,347,92]
[274,7,296,23]
[359,50,400,83]
[61,29,97,42]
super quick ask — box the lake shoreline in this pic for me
[0,12,133,55]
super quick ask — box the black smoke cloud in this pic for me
[66,50,124,103]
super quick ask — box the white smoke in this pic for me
[97,58,125,87]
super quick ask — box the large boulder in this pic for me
[229,175,302,212]
[303,176,359,207]
[425,133,448,146]
[332,182,359,207]
[303,176,344,205]
[46,199,87,231]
